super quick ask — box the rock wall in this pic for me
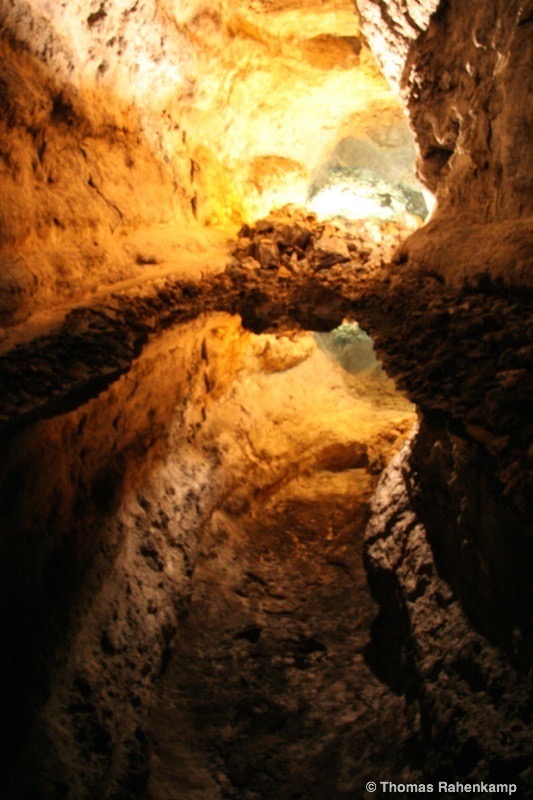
[0,31,202,325]
[354,1,533,786]
[354,0,532,645]
[0,0,531,794]
[1,314,247,795]
[365,432,532,793]
[356,0,533,285]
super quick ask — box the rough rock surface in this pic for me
[1,314,252,795]
[0,0,420,323]
[365,434,533,795]
[149,470,418,800]
[4,205,529,510]
[0,33,213,325]
[0,207,407,433]
[355,0,440,90]
[0,0,532,796]
[356,0,533,285]
[2,310,415,797]
[1,207,531,796]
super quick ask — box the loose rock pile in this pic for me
[226,204,407,294]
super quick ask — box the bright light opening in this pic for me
[308,187,392,221]
[307,169,428,223]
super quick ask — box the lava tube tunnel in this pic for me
[0,1,531,798]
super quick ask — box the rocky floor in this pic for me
[148,470,420,800]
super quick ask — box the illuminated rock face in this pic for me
[356,0,533,284]
[0,1,531,797]
[0,0,419,323]
[355,0,440,90]
[0,0,530,317]
[2,0,390,185]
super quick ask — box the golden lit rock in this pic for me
[0,0,424,321]
[0,2,531,797]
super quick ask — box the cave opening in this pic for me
[0,0,532,798]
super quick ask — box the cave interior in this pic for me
[0,0,532,798]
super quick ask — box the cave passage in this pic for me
[1,0,532,797]
[146,321,416,799]
[149,461,410,799]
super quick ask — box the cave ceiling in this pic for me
[3,0,414,221]
[0,0,530,325]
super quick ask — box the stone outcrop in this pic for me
[2,206,530,637]
[350,3,533,788]
[355,0,440,90]
[365,433,532,794]
[0,206,409,434]
[356,0,533,285]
